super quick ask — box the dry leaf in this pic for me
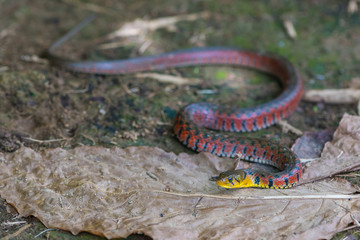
[0,114,360,239]
[299,114,360,184]
[292,129,334,159]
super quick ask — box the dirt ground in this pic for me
[0,0,359,239]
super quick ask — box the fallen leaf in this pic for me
[292,129,334,159]
[0,114,360,239]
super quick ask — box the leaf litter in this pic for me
[0,114,359,239]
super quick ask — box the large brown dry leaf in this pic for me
[0,114,360,239]
[292,129,334,159]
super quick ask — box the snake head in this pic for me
[216,169,247,188]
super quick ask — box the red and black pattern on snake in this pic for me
[54,48,303,189]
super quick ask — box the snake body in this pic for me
[47,18,303,189]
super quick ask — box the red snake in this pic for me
[46,16,303,189]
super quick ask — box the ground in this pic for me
[0,0,359,239]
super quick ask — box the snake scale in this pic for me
[47,17,303,189]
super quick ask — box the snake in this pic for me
[46,16,303,189]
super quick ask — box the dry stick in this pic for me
[1,221,27,227]
[303,89,360,104]
[33,228,59,238]
[135,73,202,85]
[282,19,297,39]
[299,157,321,164]
[351,213,360,227]
[335,173,360,177]
[152,190,360,200]
[23,137,67,144]
[47,14,97,53]
[343,224,359,231]
[1,223,31,240]
[20,55,48,64]
[348,0,359,14]
[334,201,360,231]
[107,12,210,39]
[277,120,303,136]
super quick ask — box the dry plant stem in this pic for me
[135,73,202,85]
[23,137,67,143]
[299,158,321,164]
[1,223,32,240]
[277,120,303,136]
[348,0,359,14]
[107,12,210,38]
[1,221,27,227]
[80,134,95,145]
[33,228,59,239]
[304,89,360,103]
[282,19,297,39]
[343,224,359,231]
[335,173,360,177]
[351,213,360,227]
[151,190,360,200]
[97,41,126,50]
[20,55,48,64]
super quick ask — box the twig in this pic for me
[33,228,59,238]
[1,223,31,240]
[303,89,360,104]
[151,189,360,200]
[146,171,159,181]
[351,213,360,227]
[80,134,96,145]
[107,12,210,39]
[1,221,27,227]
[277,120,303,136]
[197,89,218,95]
[343,224,358,231]
[337,150,344,159]
[335,173,360,177]
[97,41,127,50]
[135,73,202,85]
[23,137,67,144]
[348,0,358,14]
[48,14,96,53]
[299,158,320,164]
[283,19,297,39]
[20,55,48,64]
